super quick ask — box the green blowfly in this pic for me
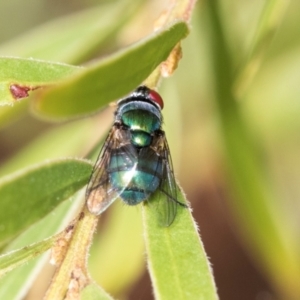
[86,86,187,226]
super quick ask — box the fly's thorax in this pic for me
[116,101,162,147]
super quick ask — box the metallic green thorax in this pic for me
[116,101,162,147]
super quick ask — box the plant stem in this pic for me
[44,206,98,300]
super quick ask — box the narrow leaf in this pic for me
[0,235,55,278]
[0,57,80,105]
[0,195,84,299]
[32,21,189,120]
[0,158,92,246]
[143,188,218,300]
[207,1,300,298]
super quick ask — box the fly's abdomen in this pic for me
[120,169,161,205]
[108,147,163,205]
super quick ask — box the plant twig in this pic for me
[44,206,98,300]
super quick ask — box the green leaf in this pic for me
[0,195,84,299]
[32,21,189,120]
[0,158,92,246]
[81,283,114,300]
[0,0,142,124]
[207,1,300,299]
[142,188,218,300]
[0,57,80,105]
[0,0,143,64]
[0,234,55,279]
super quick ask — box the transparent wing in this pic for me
[152,132,187,226]
[86,125,136,215]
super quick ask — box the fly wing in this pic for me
[86,125,136,215]
[152,131,186,226]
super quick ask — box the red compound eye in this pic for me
[148,89,164,109]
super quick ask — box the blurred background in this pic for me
[0,0,300,299]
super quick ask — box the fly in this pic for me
[86,86,186,226]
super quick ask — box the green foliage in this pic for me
[33,22,189,120]
[206,1,300,298]
[143,189,218,300]
[0,58,80,105]
[0,0,299,299]
[0,234,55,279]
[0,1,217,299]
[0,199,83,299]
[0,159,91,246]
